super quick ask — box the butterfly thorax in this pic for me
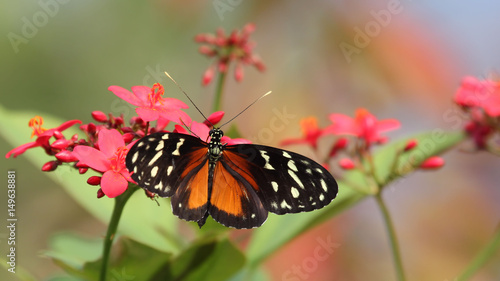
[208,128,224,163]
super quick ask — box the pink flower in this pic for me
[454,76,500,117]
[196,23,266,85]
[339,158,355,170]
[108,83,192,125]
[325,108,400,148]
[281,117,324,150]
[6,116,82,158]
[73,129,135,198]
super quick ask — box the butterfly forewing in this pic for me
[125,132,207,196]
[223,144,338,215]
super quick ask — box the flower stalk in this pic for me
[99,185,138,281]
[374,193,406,281]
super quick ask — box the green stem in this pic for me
[457,223,500,281]
[374,193,406,281]
[99,185,138,281]
[212,71,227,113]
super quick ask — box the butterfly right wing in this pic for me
[125,132,210,222]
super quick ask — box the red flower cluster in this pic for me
[195,23,266,85]
[280,108,444,171]
[454,76,500,149]
[6,83,250,198]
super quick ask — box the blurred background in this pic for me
[1,0,500,280]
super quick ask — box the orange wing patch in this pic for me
[210,161,244,216]
[186,161,209,209]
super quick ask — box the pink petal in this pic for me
[376,119,401,133]
[163,98,189,109]
[136,107,160,122]
[101,171,128,198]
[54,120,83,133]
[120,168,135,183]
[98,129,125,158]
[326,114,358,136]
[5,142,39,158]
[160,110,192,126]
[189,121,210,140]
[204,111,225,126]
[73,146,109,172]
[108,86,144,107]
[131,86,151,104]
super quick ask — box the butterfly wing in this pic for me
[208,159,268,228]
[125,132,210,223]
[223,144,338,215]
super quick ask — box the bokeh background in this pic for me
[1,0,500,280]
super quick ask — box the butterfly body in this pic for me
[126,128,338,229]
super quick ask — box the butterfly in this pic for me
[125,127,338,229]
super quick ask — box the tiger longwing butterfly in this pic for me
[125,126,338,229]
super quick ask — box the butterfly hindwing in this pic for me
[209,160,268,228]
[223,144,338,215]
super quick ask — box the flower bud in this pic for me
[87,176,101,185]
[91,111,108,123]
[339,158,355,170]
[42,161,58,172]
[420,156,445,169]
[404,139,418,152]
[97,188,105,198]
[55,150,78,162]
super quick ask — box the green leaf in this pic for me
[45,234,172,281]
[245,130,466,267]
[0,105,183,253]
[373,130,467,187]
[151,238,246,281]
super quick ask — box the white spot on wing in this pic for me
[271,201,278,209]
[287,160,298,172]
[271,181,278,192]
[162,134,169,140]
[315,168,323,174]
[319,194,325,201]
[150,166,158,177]
[260,150,274,170]
[288,170,305,189]
[148,151,163,166]
[154,182,162,190]
[172,138,185,156]
[280,200,292,210]
[137,142,144,148]
[291,187,300,198]
[320,179,328,192]
[167,165,173,176]
[283,151,292,158]
[155,141,164,151]
[306,168,312,175]
[132,151,139,163]
[251,213,256,219]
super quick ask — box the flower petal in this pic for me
[131,86,151,104]
[136,107,160,122]
[98,129,125,158]
[101,171,128,198]
[376,119,401,133]
[73,146,109,172]
[325,114,358,135]
[5,142,39,158]
[108,86,143,106]
[163,97,189,109]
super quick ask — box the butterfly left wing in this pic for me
[222,144,338,215]
[125,132,210,223]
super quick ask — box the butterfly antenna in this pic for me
[219,91,272,128]
[164,72,212,126]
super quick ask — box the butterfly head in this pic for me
[209,128,224,142]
